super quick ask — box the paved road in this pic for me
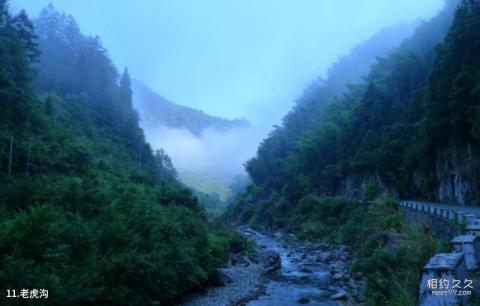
[401,200,480,218]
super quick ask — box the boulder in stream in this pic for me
[298,296,310,304]
[253,249,281,273]
[210,270,233,287]
[332,272,344,280]
[330,289,347,300]
[231,253,251,267]
[316,252,331,262]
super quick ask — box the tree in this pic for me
[12,10,40,62]
[154,148,177,183]
[0,2,38,131]
[363,178,381,201]
[119,68,138,126]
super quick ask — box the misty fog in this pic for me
[4,0,479,304]
[144,125,260,182]
[12,0,445,189]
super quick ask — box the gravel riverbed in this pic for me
[180,227,365,306]
[179,263,265,306]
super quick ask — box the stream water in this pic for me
[241,227,362,306]
[181,227,364,306]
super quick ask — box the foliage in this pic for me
[244,0,462,202]
[363,178,381,201]
[194,190,227,219]
[226,2,479,304]
[228,174,252,196]
[343,198,448,306]
[208,219,255,256]
[179,171,232,202]
[228,193,445,305]
[0,3,244,305]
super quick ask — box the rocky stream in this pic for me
[180,226,366,306]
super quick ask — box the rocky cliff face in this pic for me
[435,143,480,204]
[337,173,386,201]
[337,175,361,200]
[335,144,480,204]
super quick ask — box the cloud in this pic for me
[145,125,261,183]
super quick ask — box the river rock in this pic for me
[313,243,330,251]
[332,272,344,280]
[231,253,251,267]
[299,265,313,273]
[329,261,346,271]
[306,271,332,284]
[330,289,347,300]
[253,249,281,273]
[286,233,296,239]
[298,297,310,304]
[210,270,233,287]
[316,252,331,262]
[327,252,338,261]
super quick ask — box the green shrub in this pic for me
[228,193,447,305]
[363,177,381,201]
[335,197,446,305]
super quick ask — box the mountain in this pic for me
[132,80,249,136]
[227,1,469,304]
[235,0,460,203]
[273,21,420,148]
[228,0,463,228]
[0,3,246,305]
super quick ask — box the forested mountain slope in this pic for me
[240,1,458,200]
[225,2,479,304]
[227,0,471,226]
[132,80,249,136]
[0,3,242,305]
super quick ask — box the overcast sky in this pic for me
[11,0,443,123]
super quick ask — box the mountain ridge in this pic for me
[132,80,249,136]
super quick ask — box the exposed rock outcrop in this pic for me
[435,143,480,204]
[251,249,281,273]
[336,173,386,201]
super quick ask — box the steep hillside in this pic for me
[239,5,456,197]
[226,2,473,304]
[132,80,249,136]
[231,0,462,210]
[418,0,480,203]
[226,0,470,232]
[0,3,244,305]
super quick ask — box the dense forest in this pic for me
[0,3,246,305]
[3,0,480,305]
[229,0,466,223]
[238,0,463,207]
[226,0,480,304]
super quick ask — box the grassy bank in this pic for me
[227,194,449,305]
